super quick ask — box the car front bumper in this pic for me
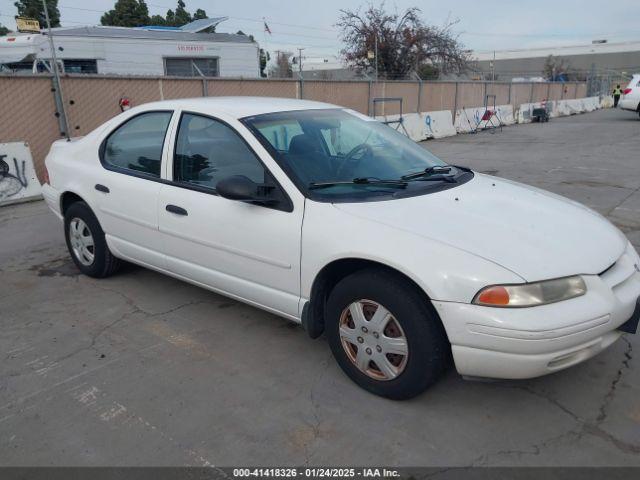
[433,242,640,379]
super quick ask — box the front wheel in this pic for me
[325,268,450,400]
[64,201,121,278]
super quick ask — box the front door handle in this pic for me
[165,204,188,216]
[95,184,110,193]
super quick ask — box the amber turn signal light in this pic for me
[475,286,510,306]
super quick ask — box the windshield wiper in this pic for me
[309,177,408,190]
[401,165,454,181]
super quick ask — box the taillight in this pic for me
[43,166,50,185]
[623,88,632,95]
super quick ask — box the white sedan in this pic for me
[42,97,640,399]
[618,74,640,116]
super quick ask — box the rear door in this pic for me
[158,111,304,319]
[93,110,174,268]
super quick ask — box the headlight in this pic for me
[473,276,587,307]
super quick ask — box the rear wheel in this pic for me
[325,268,450,400]
[64,201,121,278]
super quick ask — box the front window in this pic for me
[242,109,471,201]
[173,113,265,190]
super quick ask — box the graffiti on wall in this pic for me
[0,155,29,199]
[0,143,42,205]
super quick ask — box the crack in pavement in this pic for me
[301,353,332,467]
[596,336,633,424]
[3,284,214,379]
[472,335,638,465]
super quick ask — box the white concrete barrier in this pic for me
[564,99,585,115]
[516,102,546,123]
[375,110,456,141]
[581,96,600,112]
[423,111,457,139]
[0,142,42,206]
[454,105,514,133]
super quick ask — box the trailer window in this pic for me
[64,59,98,74]
[1,61,33,72]
[164,57,219,77]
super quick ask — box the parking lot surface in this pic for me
[1,108,639,467]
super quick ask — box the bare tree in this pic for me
[543,55,571,81]
[336,3,470,80]
[269,51,294,78]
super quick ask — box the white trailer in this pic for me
[0,19,259,78]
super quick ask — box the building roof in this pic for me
[48,25,253,43]
[473,40,640,61]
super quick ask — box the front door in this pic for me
[158,112,303,319]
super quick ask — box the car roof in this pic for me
[137,96,341,119]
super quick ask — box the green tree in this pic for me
[172,0,191,25]
[161,1,207,27]
[193,8,207,20]
[14,0,60,28]
[101,0,151,27]
[0,23,10,36]
[147,1,209,27]
[149,14,166,25]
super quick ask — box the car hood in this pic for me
[333,174,626,282]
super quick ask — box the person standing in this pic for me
[613,84,622,107]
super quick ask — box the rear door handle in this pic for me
[95,184,109,193]
[165,204,188,216]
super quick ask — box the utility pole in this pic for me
[491,50,495,82]
[297,47,305,75]
[42,0,69,140]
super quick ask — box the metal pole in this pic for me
[297,47,304,75]
[491,50,495,82]
[453,81,459,124]
[529,82,534,103]
[374,34,379,82]
[42,0,70,140]
[415,71,422,113]
[298,72,304,99]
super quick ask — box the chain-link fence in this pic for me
[0,73,588,182]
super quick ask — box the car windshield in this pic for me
[242,108,468,200]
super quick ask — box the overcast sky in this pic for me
[1,0,639,58]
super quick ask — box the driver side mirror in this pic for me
[216,175,278,205]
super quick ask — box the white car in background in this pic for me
[619,74,640,116]
[42,97,640,399]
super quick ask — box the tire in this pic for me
[64,201,121,278]
[325,267,450,400]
